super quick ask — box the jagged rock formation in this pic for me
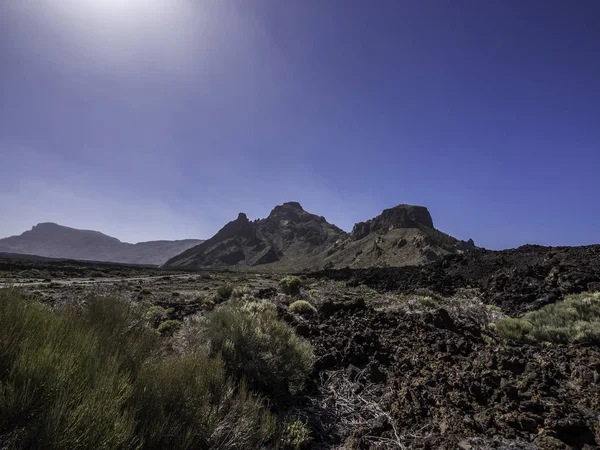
[164,203,475,271]
[0,223,203,265]
[163,202,346,270]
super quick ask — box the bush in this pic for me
[495,292,600,344]
[140,288,152,296]
[196,299,314,395]
[280,276,302,296]
[289,300,317,316]
[133,353,275,449]
[157,319,182,337]
[418,296,437,308]
[494,317,533,341]
[231,285,252,299]
[279,419,311,449]
[145,304,172,328]
[0,288,278,450]
[217,283,234,300]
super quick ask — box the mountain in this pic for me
[163,202,475,271]
[164,202,346,270]
[0,223,204,265]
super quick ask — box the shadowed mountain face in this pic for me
[0,223,203,265]
[164,203,475,271]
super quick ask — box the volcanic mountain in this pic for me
[164,202,475,270]
[0,223,203,265]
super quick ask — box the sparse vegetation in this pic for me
[495,292,600,344]
[0,288,281,449]
[289,300,317,315]
[191,299,314,395]
[280,276,302,296]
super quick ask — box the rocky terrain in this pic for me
[3,241,600,449]
[164,202,475,271]
[0,222,203,265]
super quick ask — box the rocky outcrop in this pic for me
[352,204,434,240]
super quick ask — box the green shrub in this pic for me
[279,419,311,449]
[157,320,182,337]
[495,317,533,341]
[495,292,600,344]
[217,283,234,300]
[524,292,600,344]
[231,285,252,299]
[198,299,314,395]
[140,288,152,296]
[288,300,317,316]
[133,353,275,449]
[0,289,278,450]
[418,296,437,308]
[145,304,172,328]
[171,291,181,297]
[280,276,302,296]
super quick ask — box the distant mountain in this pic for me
[0,223,204,265]
[163,202,475,271]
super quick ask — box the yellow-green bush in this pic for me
[217,283,234,300]
[495,292,600,344]
[279,419,311,449]
[0,289,278,450]
[289,300,317,316]
[157,319,182,337]
[198,299,314,395]
[280,276,302,296]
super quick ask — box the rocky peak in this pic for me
[352,205,434,240]
[267,201,306,222]
[211,212,252,241]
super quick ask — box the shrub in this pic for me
[0,289,278,450]
[171,291,181,297]
[494,292,600,344]
[289,300,317,316]
[140,288,152,296]
[145,304,172,328]
[495,318,533,341]
[231,285,252,299]
[418,296,437,308]
[217,283,234,300]
[524,292,600,344]
[133,353,275,449]
[280,276,302,296]
[157,319,182,337]
[279,419,311,449]
[197,299,314,395]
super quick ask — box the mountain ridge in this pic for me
[164,202,475,270]
[0,223,204,265]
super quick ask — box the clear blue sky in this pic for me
[1,0,599,248]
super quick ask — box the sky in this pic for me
[1,0,599,249]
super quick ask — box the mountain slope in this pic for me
[0,223,203,265]
[164,202,475,271]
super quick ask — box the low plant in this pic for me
[289,300,317,316]
[193,299,314,395]
[157,319,182,337]
[280,276,302,296]
[418,296,437,308]
[279,419,312,449]
[217,283,234,300]
[495,292,600,344]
